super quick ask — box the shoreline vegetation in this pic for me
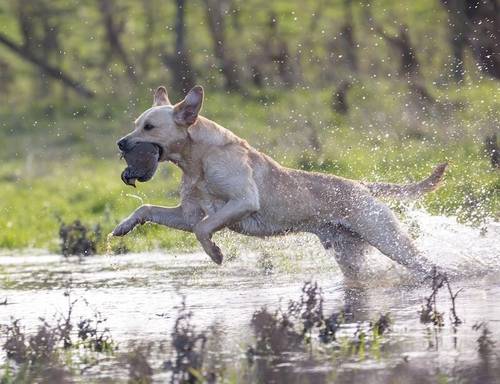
[0,85,498,255]
[0,0,499,382]
[0,0,498,256]
[1,279,498,383]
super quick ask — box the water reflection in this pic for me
[342,286,369,323]
[0,212,499,382]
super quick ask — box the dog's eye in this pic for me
[144,123,154,131]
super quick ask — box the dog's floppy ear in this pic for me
[153,86,171,106]
[173,85,203,126]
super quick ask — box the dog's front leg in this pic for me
[113,205,197,236]
[194,198,259,264]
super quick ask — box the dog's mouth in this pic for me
[120,142,162,187]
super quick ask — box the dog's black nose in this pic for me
[117,138,128,151]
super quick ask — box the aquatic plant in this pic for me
[58,219,100,257]
[76,316,115,353]
[249,282,326,357]
[248,306,304,357]
[1,291,116,383]
[419,270,445,326]
[372,313,392,336]
[163,298,213,384]
[473,322,496,357]
[419,268,463,327]
[121,343,154,384]
[248,282,396,362]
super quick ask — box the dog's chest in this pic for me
[181,175,224,215]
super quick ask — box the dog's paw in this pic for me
[112,217,138,237]
[193,223,224,265]
[199,239,224,265]
[207,243,224,265]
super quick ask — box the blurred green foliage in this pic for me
[0,0,498,252]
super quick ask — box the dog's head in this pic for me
[117,85,204,186]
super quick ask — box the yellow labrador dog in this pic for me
[113,85,447,277]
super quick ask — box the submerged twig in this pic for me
[419,268,463,327]
[420,268,445,326]
[445,280,463,326]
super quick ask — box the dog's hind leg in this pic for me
[347,197,433,277]
[316,224,371,277]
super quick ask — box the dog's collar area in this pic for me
[163,134,193,166]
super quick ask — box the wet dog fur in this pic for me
[113,85,447,277]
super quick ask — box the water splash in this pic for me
[215,208,500,281]
[105,232,123,271]
[106,232,114,256]
[408,209,500,275]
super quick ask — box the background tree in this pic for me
[0,0,497,100]
[97,0,138,84]
[441,0,500,80]
[162,0,196,95]
[203,0,241,91]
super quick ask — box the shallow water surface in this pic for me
[1,211,500,383]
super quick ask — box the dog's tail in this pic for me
[363,163,448,200]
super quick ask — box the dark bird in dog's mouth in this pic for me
[120,142,161,187]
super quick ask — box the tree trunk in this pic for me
[0,33,94,98]
[203,0,241,91]
[141,0,157,74]
[266,12,296,88]
[97,0,138,83]
[466,0,500,79]
[341,0,358,72]
[484,133,499,169]
[441,0,468,81]
[16,0,62,97]
[332,81,352,114]
[374,24,420,79]
[441,0,500,80]
[371,21,435,108]
[162,0,196,95]
[0,59,13,97]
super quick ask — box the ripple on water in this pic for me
[0,210,499,380]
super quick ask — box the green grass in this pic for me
[0,158,198,253]
[0,78,498,254]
